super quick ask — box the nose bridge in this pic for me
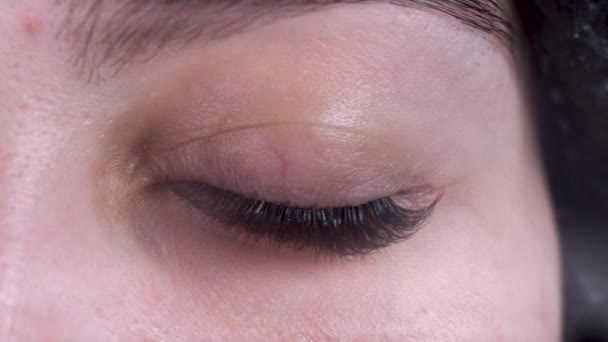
[0,103,66,338]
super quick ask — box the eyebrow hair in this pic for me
[57,0,513,82]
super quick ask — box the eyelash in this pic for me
[168,182,439,256]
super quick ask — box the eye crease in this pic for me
[168,182,439,256]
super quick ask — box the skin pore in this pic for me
[0,0,560,340]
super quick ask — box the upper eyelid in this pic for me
[129,120,443,210]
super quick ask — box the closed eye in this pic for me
[168,182,439,256]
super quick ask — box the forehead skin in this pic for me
[0,0,560,340]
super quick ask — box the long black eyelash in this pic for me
[169,182,439,256]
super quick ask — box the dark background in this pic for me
[515,1,608,341]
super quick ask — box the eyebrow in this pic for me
[57,0,513,81]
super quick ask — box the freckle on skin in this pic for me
[417,307,429,316]
[21,15,42,40]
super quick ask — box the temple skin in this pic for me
[0,0,560,340]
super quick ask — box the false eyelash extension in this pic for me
[168,182,439,256]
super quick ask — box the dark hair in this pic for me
[515,1,608,340]
[516,0,608,214]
